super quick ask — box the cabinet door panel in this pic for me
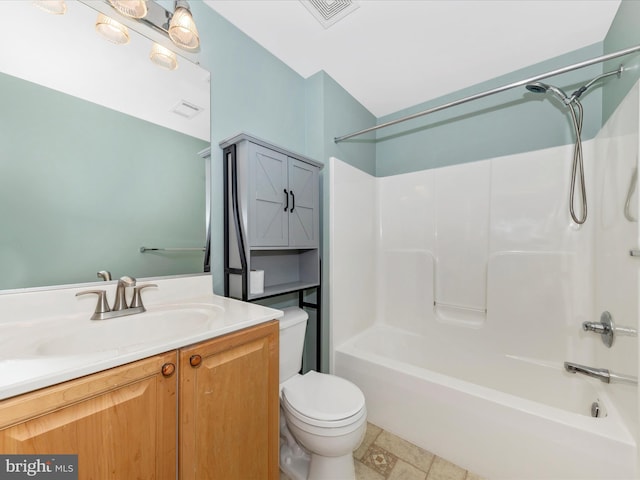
[288,158,319,247]
[249,143,288,246]
[0,352,177,479]
[180,320,279,480]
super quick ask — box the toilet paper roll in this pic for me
[250,269,264,294]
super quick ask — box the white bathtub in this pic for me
[334,325,638,480]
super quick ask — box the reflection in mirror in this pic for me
[0,1,211,291]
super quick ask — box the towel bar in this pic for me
[140,247,205,253]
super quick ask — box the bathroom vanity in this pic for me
[0,275,281,479]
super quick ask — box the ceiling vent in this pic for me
[171,100,203,119]
[300,0,360,29]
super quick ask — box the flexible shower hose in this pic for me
[567,99,587,225]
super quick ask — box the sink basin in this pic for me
[35,304,222,356]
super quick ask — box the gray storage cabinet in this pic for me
[221,133,322,300]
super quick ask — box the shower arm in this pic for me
[568,66,623,103]
[334,44,640,143]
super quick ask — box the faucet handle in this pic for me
[76,290,111,319]
[130,284,158,310]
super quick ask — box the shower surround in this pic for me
[330,82,640,479]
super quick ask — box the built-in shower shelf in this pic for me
[434,303,486,327]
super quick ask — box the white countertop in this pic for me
[0,274,283,400]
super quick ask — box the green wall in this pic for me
[4,0,635,370]
[374,43,605,176]
[190,2,308,296]
[187,1,639,371]
[0,72,208,290]
[306,71,376,372]
[371,0,640,177]
[189,3,376,301]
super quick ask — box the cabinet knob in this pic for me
[161,362,176,377]
[189,354,202,367]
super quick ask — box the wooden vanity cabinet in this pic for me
[0,320,280,480]
[0,351,177,479]
[179,319,279,480]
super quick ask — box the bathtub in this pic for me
[334,325,638,480]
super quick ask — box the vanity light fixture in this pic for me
[168,0,199,50]
[98,1,200,52]
[108,0,148,19]
[92,1,199,70]
[95,13,130,45]
[150,42,178,71]
[33,0,67,15]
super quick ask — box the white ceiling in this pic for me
[204,0,621,118]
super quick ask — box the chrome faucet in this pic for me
[564,361,637,385]
[76,275,157,320]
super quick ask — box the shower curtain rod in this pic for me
[334,43,640,143]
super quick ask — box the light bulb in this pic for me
[33,0,67,15]
[150,43,178,71]
[95,13,130,45]
[108,0,148,19]
[168,4,199,50]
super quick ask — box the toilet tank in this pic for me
[279,307,309,383]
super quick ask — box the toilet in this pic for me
[279,307,367,480]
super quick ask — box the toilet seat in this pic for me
[282,371,366,428]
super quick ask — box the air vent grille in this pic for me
[300,0,360,29]
[171,100,203,119]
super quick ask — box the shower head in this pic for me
[525,82,549,94]
[526,66,624,105]
[525,82,571,104]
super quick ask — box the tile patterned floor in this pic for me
[281,422,486,480]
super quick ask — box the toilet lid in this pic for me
[282,371,365,422]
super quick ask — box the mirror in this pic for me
[0,1,211,291]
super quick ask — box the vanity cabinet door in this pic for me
[0,351,177,479]
[179,320,279,480]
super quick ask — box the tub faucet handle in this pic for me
[582,311,615,347]
[582,321,608,334]
[582,311,637,348]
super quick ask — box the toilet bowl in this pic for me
[279,308,367,480]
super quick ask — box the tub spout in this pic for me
[564,362,610,383]
[564,362,638,385]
